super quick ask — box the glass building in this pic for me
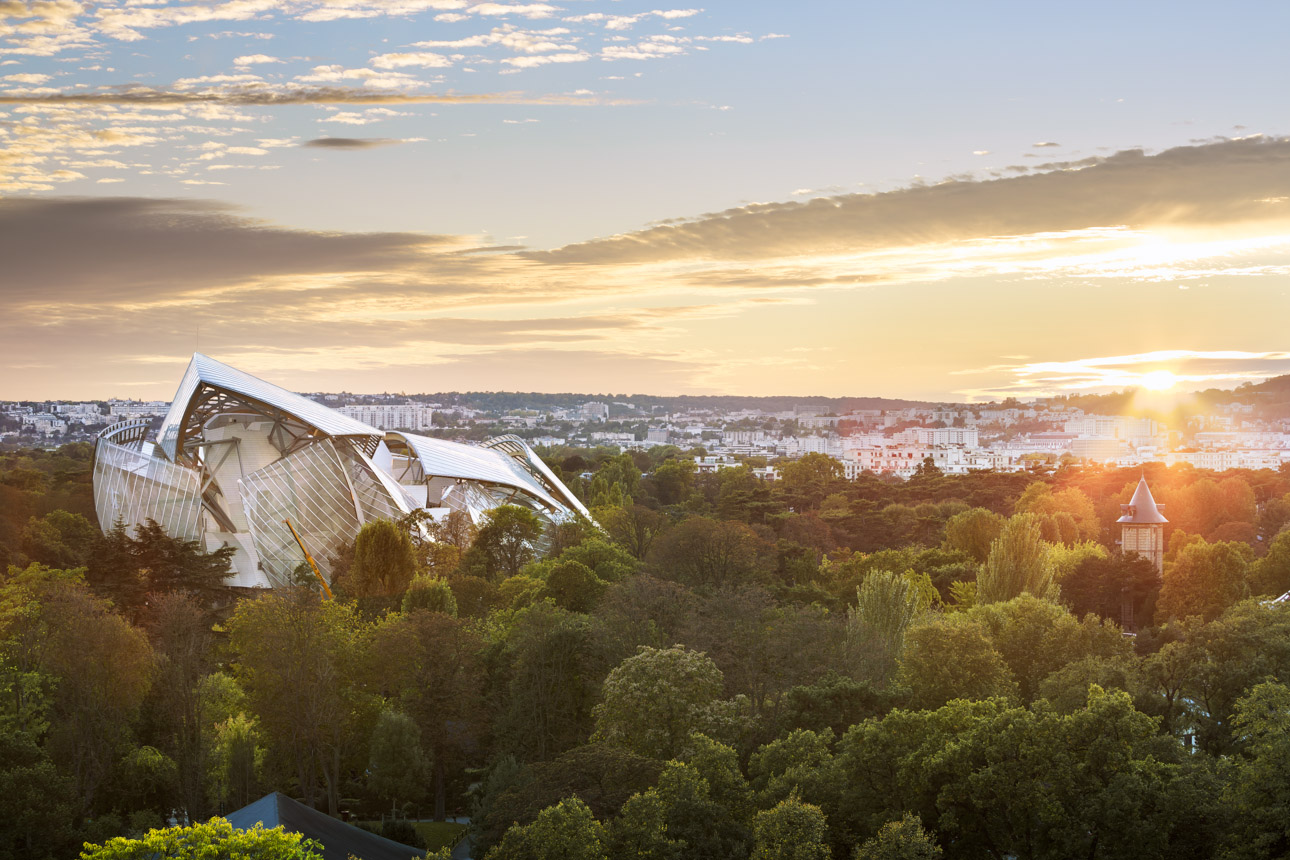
[92,353,591,589]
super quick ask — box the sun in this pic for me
[1140,370,1179,391]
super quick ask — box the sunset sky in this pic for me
[3,0,1290,402]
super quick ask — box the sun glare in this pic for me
[1140,369,1179,391]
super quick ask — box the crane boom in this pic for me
[283,518,334,599]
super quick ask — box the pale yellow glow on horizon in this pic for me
[1139,369,1179,391]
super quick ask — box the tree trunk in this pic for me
[434,756,446,822]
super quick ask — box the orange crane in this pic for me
[283,518,334,599]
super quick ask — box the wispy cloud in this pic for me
[302,136,420,148]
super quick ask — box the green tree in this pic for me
[402,574,458,615]
[941,508,1005,564]
[78,819,322,860]
[0,566,154,817]
[368,608,484,819]
[896,616,1017,709]
[978,513,1055,604]
[780,453,845,511]
[463,506,545,581]
[593,645,737,760]
[969,594,1131,702]
[1221,681,1290,860]
[847,571,932,676]
[226,590,372,814]
[145,592,216,821]
[930,687,1220,860]
[0,729,76,860]
[20,511,96,569]
[1060,552,1159,625]
[749,728,837,810]
[646,516,773,590]
[610,761,750,860]
[487,797,607,860]
[349,519,418,598]
[651,459,697,507]
[366,709,430,817]
[1015,484,1099,542]
[494,604,601,763]
[555,537,638,583]
[128,519,235,601]
[84,520,233,619]
[853,814,941,860]
[751,796,831,860]
[1248,529,1290,598]
[539,560,606,613]
[597,504,664,561]
[1157,539,1251,621]
[206,713,262,814]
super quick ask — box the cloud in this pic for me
[233,53,282,65]
[1032,141,1061,147]
[953,350,1290,398]
[2,72,52,84]
[601,36,687,60]
[369,51,454,70]
[0,85,615,106]
[531,137,1290,266]
[302,136,416,148]
[466,3,561,18]
[502,51,588,67]
[0,196,448,303]
[318,106,410,124]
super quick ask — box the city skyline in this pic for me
[4,1,1290,400]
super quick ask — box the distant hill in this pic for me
[401,392,939,414]
[315,374,1290,419]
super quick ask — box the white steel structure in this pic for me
[93,353,590,589]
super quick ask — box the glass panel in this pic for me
[92,438,204,542]
[240,440,360,589]
[339,444,416,524]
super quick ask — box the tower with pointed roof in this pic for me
[1118,476,1167,574]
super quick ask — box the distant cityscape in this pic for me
[8,378,1289,479]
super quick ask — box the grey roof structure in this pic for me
[226,792,423,860]
[93,353,590,589]
[1117,476,1168,524]
[157,353,379,460]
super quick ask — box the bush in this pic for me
[380,819,425,848]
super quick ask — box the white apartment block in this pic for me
[22,413,68,434]
[580,402,610,422]
[337,403,434,431]
[781,436,844,457]
[108,400,171,418]
[894,426,980,447]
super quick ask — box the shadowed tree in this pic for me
[226,590,372,814]
[369,608,484,820]
[461,505,545,581]
[402,574,458,615]
[349,519,418,598]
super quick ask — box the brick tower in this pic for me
[1118,475,1167,574]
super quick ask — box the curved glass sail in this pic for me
[91,353,591,589]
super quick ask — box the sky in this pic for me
[3,0,1290,402]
